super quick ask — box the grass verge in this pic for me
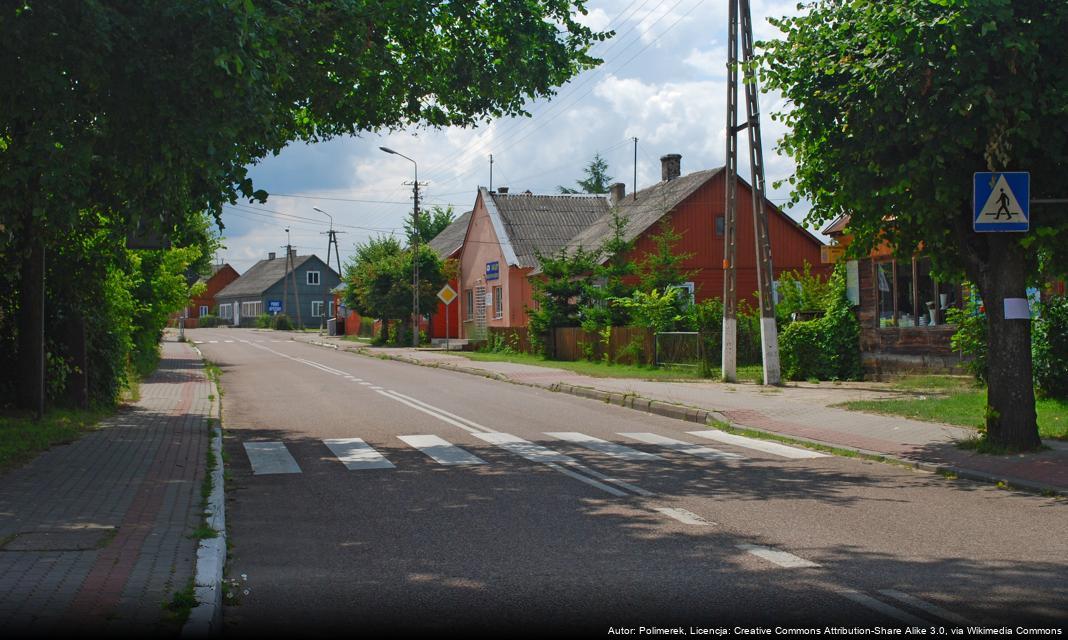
[453,350,766,382]
[0,408,113,472]
[840,387,1068,440]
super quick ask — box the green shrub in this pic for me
[255,313,271,329]
[1033,296,1068,399]
[946,297,987,383]
[359,317,375,337]
[777,264,861,381]
[197,314,220,328]
[270,314,294,331]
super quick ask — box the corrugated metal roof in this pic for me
[216,255,319,298]
[428,210,472,259]
[488,191,610,267]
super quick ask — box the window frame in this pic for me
[311,300,324,318]
[493,285,503,319]
[306,270,321,286]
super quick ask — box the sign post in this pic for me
[974,172,1030,232]
[437,284,458,351]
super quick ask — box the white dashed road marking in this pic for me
[738,544,819,568]
[655,507,712,526]
[398,435,486,465]
[472,432,575,463]
[547,432,663,461]
[835,590,927,625]
[877,589,971,625]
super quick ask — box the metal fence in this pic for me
[654,332,701,367]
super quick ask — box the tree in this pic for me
[528,246,598,356]
[406,206,456,245]
[2,2,607,410]
[637,219,696,296]
[558,153,614,194]
[583,209,637,328]
[760,0,1068,449]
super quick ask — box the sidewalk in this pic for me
[0,339,211,636]
[300,334,1068,495]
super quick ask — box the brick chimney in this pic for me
[497,186,509,194]
[660,153,682,181]
[609,182,626,205]
[268,252,276,260]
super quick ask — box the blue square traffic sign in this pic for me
[974,172,1029,232]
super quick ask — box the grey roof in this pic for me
[427,210,472,259]
[563,168,723,264]
[486,189,610,268]
[216,255,327,298]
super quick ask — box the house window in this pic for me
[679,281,696,306]
[199,305,209,317]
[311,301,324,317]
[306,271,320,286]
[715,216,725,238]
[877,257,961,327]
[218,304,233,319]
[241,301,263,317]
[465,289,474,319]
[328,301,335,317]
[493,286,503,319]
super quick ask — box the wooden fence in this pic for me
[487,326,654,364]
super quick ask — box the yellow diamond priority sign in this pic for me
[437,284,458,305]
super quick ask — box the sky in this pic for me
[218,0,809,274]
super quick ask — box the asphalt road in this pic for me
[189,328,1068,635]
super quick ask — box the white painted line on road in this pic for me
[375,391,484,435]
[323,438,395,470]
[192,340,204,344]
[655,507,712,526]
[359,382,373,385]
[686,430,827,459]
[297,359,343,376]
[209,341,218,344]
[369,386,384,390]
[271,340,282,343]
[565,462,655,497]
[243,442,302,475]
[544,463,628,497]
[386,391,496,434]
[398,435,486,465]
[737,544,819,569]
[547,432,664,461]
[836,590,927,626]
[620,433,744,461]
[224,340,234,343]
[472,432,575,463]
[878,589,971,625]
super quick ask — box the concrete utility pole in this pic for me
[281,228,303,329]
[722,0,781,385]
[379,146,424,348]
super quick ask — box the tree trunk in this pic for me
[975,237,1041,450]
[16,237,46,417]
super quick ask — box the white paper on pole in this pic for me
[1003,298,1031,320]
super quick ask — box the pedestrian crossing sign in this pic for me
[974,172,1029,232]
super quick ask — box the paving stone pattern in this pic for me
[0,340,210,636]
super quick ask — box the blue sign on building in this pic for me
[267,300,283,314]
[973,172,1029,232]
[486,261,500,281]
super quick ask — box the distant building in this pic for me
[185,263,240,328]
[215,250,340,328]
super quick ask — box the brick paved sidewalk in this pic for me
[301,334,1068,494]
[0,339,211,636]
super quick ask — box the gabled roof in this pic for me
[565,168,724,262]
[216,255,331,298]
[482,187,610,268]
[428,210,472,259]
[196,263,235,285]
[821,213,851,237]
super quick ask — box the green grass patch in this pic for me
[454,350,765,382]
[163,579,197,625]
[840,388,1068,440]
[889,374,980,392]
[0,408,113,471]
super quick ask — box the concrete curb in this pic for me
[296,337,1067,498]
[183,345,227,638]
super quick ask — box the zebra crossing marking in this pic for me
[471,432,575,463]
[243,442,302,475]
[546,432,663,461]
[397,435,486,465]
[738,544,819,569]
[686,430,826,459]
[323,438,395,470]
[620,433,744,461]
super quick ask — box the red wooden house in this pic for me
[185,263,239,328]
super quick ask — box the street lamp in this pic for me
[379,146,421,348]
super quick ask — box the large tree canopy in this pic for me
[760,0,1068,449]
